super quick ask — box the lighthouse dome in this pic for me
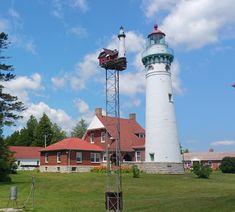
[142,25,174,66]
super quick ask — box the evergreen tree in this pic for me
[33,113,53,147]
[51,123,66,144]
[25,115,38,146]
[4,130,20,146]
[15,128,29,146]
[0,32,25,135]
[71,119,87,138]
[0,32,25,181]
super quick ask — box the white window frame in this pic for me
[91,153,101,163]
[101,132,105,143]
[102,153,107,162]
[135,151,141,162]
[90,133,95,143]
[45,153,49,163]
[76,152,82,163]
[57,152,61,163]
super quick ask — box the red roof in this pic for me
[184,151,235,161]
[41,137,103,152]
[148,24,165,38]
[96,115,145,151]
[9,146,42,159]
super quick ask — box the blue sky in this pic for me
[1,0,235,152]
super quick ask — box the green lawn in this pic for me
[0,171,235,212]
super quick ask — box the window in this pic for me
[90,133,95,143]
[45,153,49,163]
[168,93,173,102]
[71,167,76,172]
[17,160,20,166]
[136,151,141,162]
[57,167,60,172]
[149,153,155,162]
[91,153,101,163]
[101,132,105,143]
[57,152,61,163]
[103,153,107,162]
[139,133,145,138]
[76,152,82,163]
[45,167,48,171]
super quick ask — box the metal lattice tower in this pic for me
[105,69,122,211]
[98,26,126,212]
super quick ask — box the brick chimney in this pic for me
[129,113,136,121]
[95,108,102,116]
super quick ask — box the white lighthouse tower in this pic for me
[142,25,183,172]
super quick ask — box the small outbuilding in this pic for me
[9,146,42,170]
[183,150,235,170]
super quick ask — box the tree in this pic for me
[51,123,66,144]
[0,32,25,181]
[71,119,87,138]
[25,115,38,146]
[0,32,25,135]
[33,113,53,147]
[4,130,20,146]
[192,163,212,179]
[220,157,235,173]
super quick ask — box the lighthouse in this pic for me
[142,25,183,172]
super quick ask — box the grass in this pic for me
[0,171,235,211]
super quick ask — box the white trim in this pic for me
[45,153,49,164]
[90,133,95,143]
[101,132,105,143]
[87,116,105,130]
[135,151,141,162]
[57,152,61,163]
[90,153,101,163]
[76,152,82,163]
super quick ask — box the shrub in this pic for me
[132,165,140,178]
[220,157,235,173]
[91,165,107,173]
[192,163,212,178]
[11,163,18,174]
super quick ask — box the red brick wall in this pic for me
[84,129,106,149]
[40,150,102,166]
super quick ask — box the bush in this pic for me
[132,165,140,178]
[192,163,212,178]
[220,157,235,173]
[11,163,18,174]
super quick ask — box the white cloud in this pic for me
[25,40,37,55]
[122,98,141,108]
[120,71,145,96]
[21,102,75,133]
[51,0,64,20]
[142,0,177,18]
[70,0,88,12]
[143,0,235,49]
[0,18,10,32]
[67,26,87,37]
[8,8,23,31]
[74,98,89,113]
[211,140,235,146]
[171,60,183,94]
[51,76,66,88]
[2,73,43,103]
[70,51,99,90]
